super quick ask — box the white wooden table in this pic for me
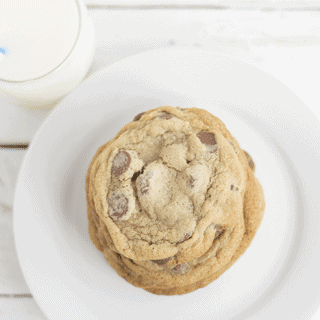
[1,3,320,319]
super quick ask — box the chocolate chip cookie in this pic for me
[86,106,265,295]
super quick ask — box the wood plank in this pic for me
[88,9,320,42]
[0,98,51,144]
[88,9,320,70]
[85,0,320,10]
[1,9,319,144]
[0,298,46,320]
[0,294,32,298]
[88,9,320,112]
[0,206,31,294]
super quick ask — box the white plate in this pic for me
[14,48,320,320]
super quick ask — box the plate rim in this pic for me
[13,48,320,320]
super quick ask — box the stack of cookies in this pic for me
[86,106,265,295]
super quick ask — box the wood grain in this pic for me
[0,206,32,294]
[0,294,32,298]
[0,144,29,150]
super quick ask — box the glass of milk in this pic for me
[0,0,95,108]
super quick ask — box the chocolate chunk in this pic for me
[133,112,146,121]
[230,185,239,191]
[197,132,218,153]
[181,232,192,242]
[131,171,140,182]
[136,171,153,195]
[108,193,129,220]
[152,257,173,265]
[197,131,216,145]
[207,223,224,239]
[244,150,255,172]
[131,167,145,182]
[158,112,173,120]
[111,151,131,177]
[172,263,189,275]
[190,176,196,189]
